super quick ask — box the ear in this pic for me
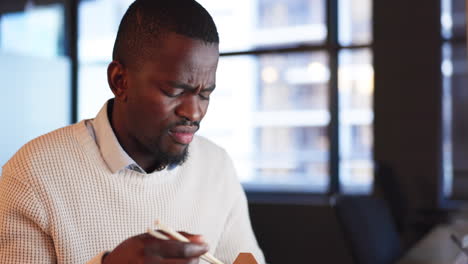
[107,61,128,102]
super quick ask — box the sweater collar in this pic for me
[91,100,146,174]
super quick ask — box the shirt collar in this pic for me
[91,100,146,174]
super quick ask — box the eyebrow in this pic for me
[166,81,216,92]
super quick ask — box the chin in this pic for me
[156,144,189,166]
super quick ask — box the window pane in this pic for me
[199,52,330,192]
[338,49,374,193]
[78,63,113,119]
[441,0,465,40]
[442,43,468,199]
[0,4,70,172]
[338,0,372,46]
[199,0,327,52]
[78,0,133,119]
[78,0,328,118]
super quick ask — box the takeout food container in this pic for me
[233,253,258,264]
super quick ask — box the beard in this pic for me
[151,142,189,168]
[143,136,190,170]
[152,120,199,168]
[137,120,199,171]
[108,100,192,171]
[139,130,191,171]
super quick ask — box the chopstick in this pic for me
[155,220,225,264]
[147,229,217,263]
[147,220,225,264]
[451,234,468,257]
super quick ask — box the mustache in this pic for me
[168,120,200,130]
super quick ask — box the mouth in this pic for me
[168,126,198,145]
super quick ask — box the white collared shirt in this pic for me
[85,100,147,174]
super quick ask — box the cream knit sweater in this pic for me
[0,121,265,264]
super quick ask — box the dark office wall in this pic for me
[248,1,445,262]
[373,0,442,212]
[0,0,62,14]
[249,203,354,264]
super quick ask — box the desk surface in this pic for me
[397,221,468,264]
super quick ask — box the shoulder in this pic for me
[191,135,227,154]
[189,135,233,166]
[3,122,86,177]
[187,135,242,187]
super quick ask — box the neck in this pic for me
[109,100,167,173]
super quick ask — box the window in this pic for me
[0,2,70,173]
[338,48,373,193]
[78,0,373,194]
[78,0,132,119]
[441,0,468,201]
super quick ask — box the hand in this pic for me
[102,232,209,264]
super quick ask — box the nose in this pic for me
[175,95,205,122]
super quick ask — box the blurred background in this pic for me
[0,0,374,193]
[0,0,467,263]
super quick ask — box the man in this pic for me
[0,0,265,263]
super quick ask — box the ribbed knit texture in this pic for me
[0,121,265,264]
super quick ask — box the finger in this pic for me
[143,255,198,264]
[144,238,209,258]
[152,230,207,248]
[159,257,200,264]
[155,230,205,244]
[143,255,164,264]
[177,231,206,244]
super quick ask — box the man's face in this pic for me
[122,32,219,166]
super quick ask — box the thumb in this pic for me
[178,231,207,245]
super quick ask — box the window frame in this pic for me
[218,0,373,199]
[70,0,374,202]
[440,0,468,208]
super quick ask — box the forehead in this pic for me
[138,33,219,81]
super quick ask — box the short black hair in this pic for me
[112,0,219,67]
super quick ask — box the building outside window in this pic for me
[441,0,468,202]
[78,0,373,194]
[0,2,70,173]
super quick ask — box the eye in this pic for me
[199,90,212,100]
[161,87,184,98]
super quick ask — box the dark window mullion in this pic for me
[220,45,329,57]
[220,43,371,57]
[64,0,79,124]
[327,0,340,195]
